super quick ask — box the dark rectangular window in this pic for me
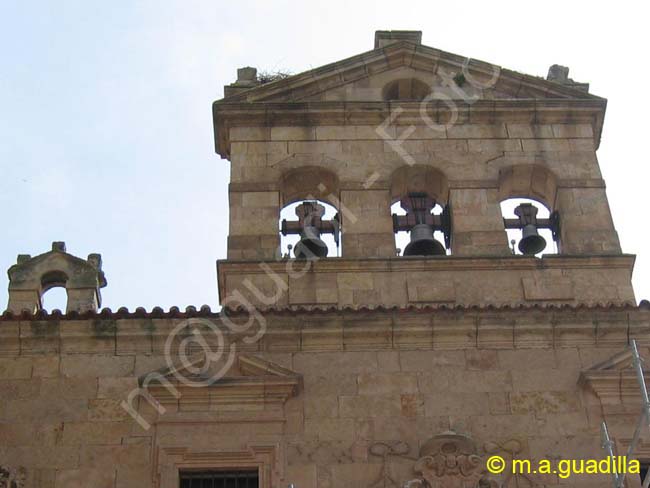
[179,470,259,488]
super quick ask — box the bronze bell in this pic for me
[294,225,329,259]
[403,224,446,256]
[518,224,547,255]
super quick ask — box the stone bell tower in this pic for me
[1,30,647,488]
[213,30,634,310]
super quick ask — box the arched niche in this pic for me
[279,166,340,208]
[390,165,449,205]
[497,164,557,210]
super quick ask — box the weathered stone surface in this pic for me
[0,29,639,488]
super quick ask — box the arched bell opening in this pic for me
[40,270,69,311]
[500,198,559,257]
[390,165,451,257]
[278,166,341,259]
[279,199,340,259]
[391,195,451,257]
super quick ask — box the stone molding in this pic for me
[2,306,649,357]
[157,443,282,488]
[579,348,650,404]
[214,100,606,158]
[144,354,302,407]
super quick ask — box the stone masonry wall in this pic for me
[1,309,649,488]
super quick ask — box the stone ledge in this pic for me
[1,306,649,356]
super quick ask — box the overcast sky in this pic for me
[1,1,648,311]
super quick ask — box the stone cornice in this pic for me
[2,303,650,355]
[218,254,634,275]
[213,98,607,158]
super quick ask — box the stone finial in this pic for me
[547,64,590,92]
[6,242,107,314]
[52,241,66,252]
[236,67,258,85]
[374,30,422,49]
[547,64,570,83]
[224,66,260,97]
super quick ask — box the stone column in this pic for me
[227,190,281,260]
[555,187,621,254]
[339,189,395,258]
[449,188,511,256]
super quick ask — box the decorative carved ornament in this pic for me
[0,466,26,488]
[368,431,541,488]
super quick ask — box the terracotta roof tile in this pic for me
[1,300,648,321]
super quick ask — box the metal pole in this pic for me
[631,340,650,427]
[601,421,622,488]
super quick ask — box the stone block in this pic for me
[304,395,338,418]
[60,320,116,354]
[80,444,151,467]
[88,399,131,421]
[506,124,554,139]
[294,351,377,376]
[424,392,489,416]
[61,355,135,378]
[511,368,579,392]
[447,124,507,139]
[241,191,279,208]
[0,379,40,400]
[31,355,60,378]
[343,318,393,350]
[339,395,402,418]
[468,139,522,152]
[304,418,355,441]
[20,320,60,354]
[116,319,154,355]
[3,445,80,469]
[357,373,418,395]
[5,397,88,423]
[0,358,32,379]
[521,139,571,152]
[229,126,270,141]
[552,124,594,138]
[59,422,132,445]
[400,394,424,417]
[0,322,19,356]
[270,126,315,140]
[399,350,465,371]
[97,377,139,399]
[510,391,580,414]
[406,273,456,302]
[465,349,499,370]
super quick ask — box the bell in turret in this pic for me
[518,224,546,255]
[403,224,446,256]
[294,225,329,259]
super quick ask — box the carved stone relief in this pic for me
[0,466,26,488]
[367,431,541,488]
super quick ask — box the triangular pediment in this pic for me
[218,41,601,104]
[579,347,650,403]
[141,353,302,407]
